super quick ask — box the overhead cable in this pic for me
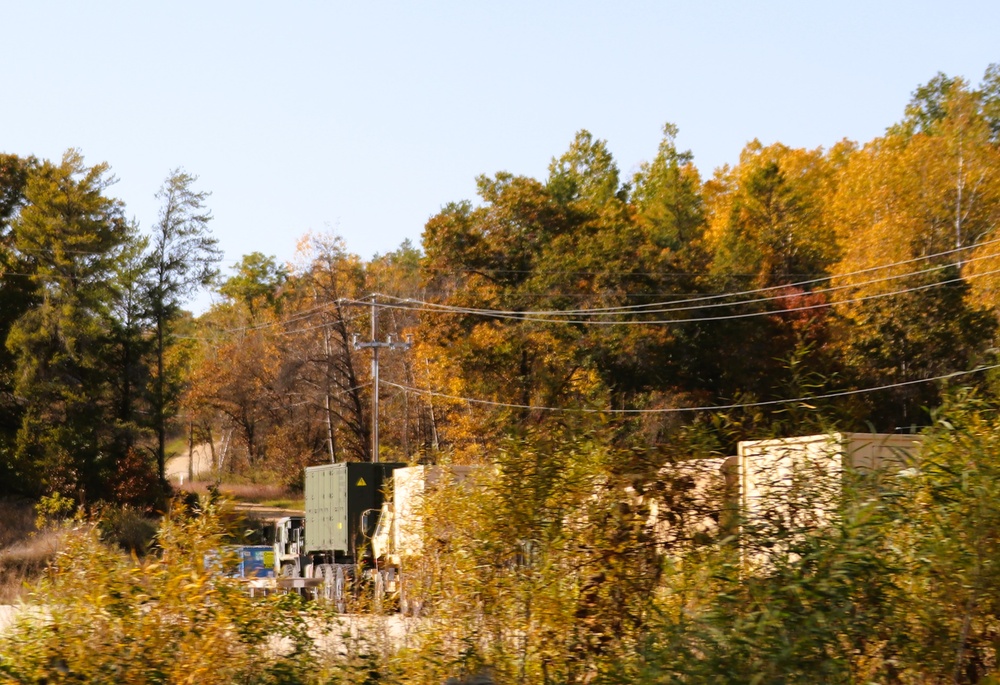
[349,265,1000,326]
[413,236,1000,315]
[380,363,1000,414]
[380,248,1000,318]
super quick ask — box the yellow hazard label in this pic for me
[355,477,367,487]
[337,522,343,529]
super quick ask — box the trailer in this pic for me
[267,462,483,611]
[370,465,483,613]
[268,462,404,610]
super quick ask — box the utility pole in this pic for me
[323,324,336,463]
[353,294,412,462]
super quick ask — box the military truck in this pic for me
[269,462,404,608]
[269,462,480,611]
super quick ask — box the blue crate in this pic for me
[235,545,275,578]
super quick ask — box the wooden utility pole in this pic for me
[352,294,412,462]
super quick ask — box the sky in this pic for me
[3,2,999,312]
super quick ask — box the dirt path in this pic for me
[165,442,217,487]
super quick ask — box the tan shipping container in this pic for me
[391,465,483,558]
[738,432,922,523]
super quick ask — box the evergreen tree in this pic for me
[6,150,134,499]
[146,169,220,486]
[0,154,37,493]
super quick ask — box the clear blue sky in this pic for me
[3,2,999,311]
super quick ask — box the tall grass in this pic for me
[0,498,35,549]
[0,498,59,603]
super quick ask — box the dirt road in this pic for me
[165,442,216,487]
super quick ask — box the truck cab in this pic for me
[273,515,306,577]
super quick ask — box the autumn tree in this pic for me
[419,129,717,457]
[676,140,851,426]
[829,70,1000,427]
[219,251,287,315]
[183,236,428,482]
[704,140,838,288]
[282,233,373,465]
[184,255,289,480]
[420,171,602,459]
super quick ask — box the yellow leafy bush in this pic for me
[0,502,318,684]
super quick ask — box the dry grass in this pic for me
[0,497,62,603]
[0,497,36,549]
[0,529,62,603]
[180,480,300,507]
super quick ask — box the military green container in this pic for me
[304,462,405,560]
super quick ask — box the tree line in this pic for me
[3,66,1000,502]
[191,64,1000,485]
[0,153,220,502]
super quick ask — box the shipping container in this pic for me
[303,462,405,561]
[738,432,922,523]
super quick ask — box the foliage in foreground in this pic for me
[0,502,321,685]
[369,399,1000,684]
[5,397,1000,684]
[636,396,1000,684]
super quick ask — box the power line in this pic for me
[380,363,1000,415]
[417,236,1000,315]
[12,233,997,338]
[351,265,1000,326]
[385,249,1000,318]
[114,236,1000,339]
[181,250,996,341]
[169,235,1000,340]
[174,310,366,341]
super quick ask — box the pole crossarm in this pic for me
[353,335,412,351]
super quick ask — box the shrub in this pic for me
[96,506,159,557]
[0,501,320,684]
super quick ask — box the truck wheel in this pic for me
[373,571,385,613]
[317,565,330,601]
[334,566,347,613]
[320,565,348,613]
[318,564,335,604]
[280,563,295,578]
[399,576,414,616]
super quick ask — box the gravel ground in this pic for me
[0,605,19,633]
[0,602,417,648]
[315,613,415,651]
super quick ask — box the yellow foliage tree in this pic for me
[703,140,840,288]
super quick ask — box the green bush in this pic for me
[96,505,159,557]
